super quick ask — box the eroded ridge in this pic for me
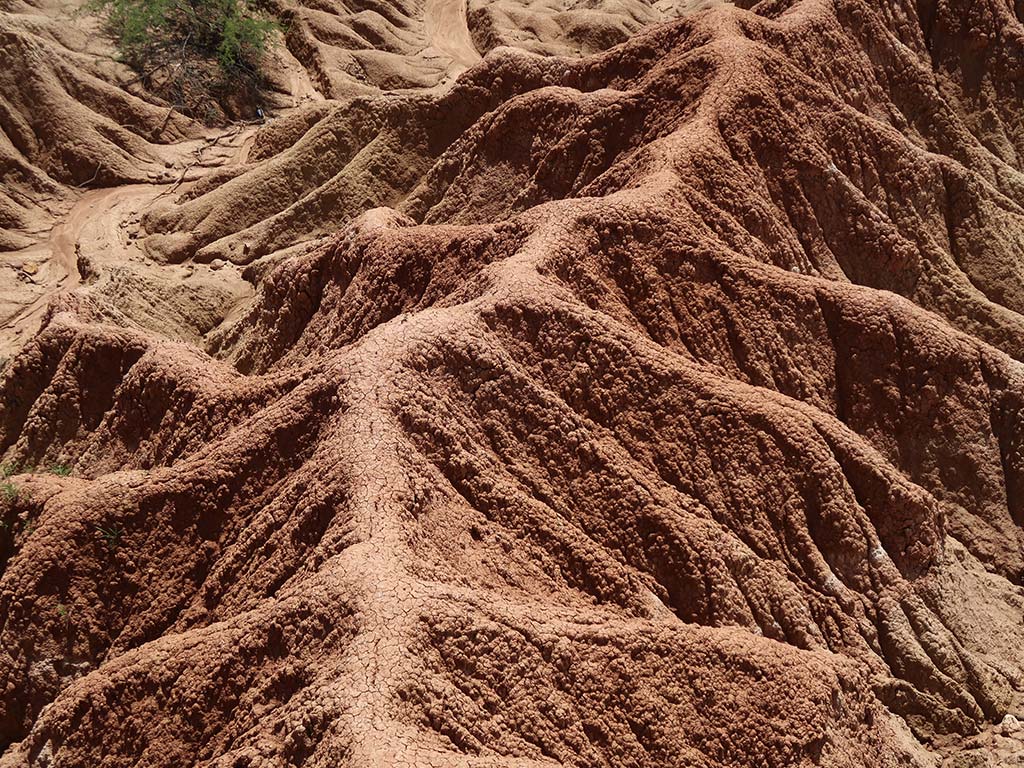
[2,0,1024,765]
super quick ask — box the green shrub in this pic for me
[217,9,277,70]
[90,0,277,118]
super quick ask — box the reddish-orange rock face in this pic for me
[2,0,1024,765]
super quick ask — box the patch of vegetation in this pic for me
[1,482,18,502]
[95,523,125,551]
[49,464,73,477]
[89,0,278,120]
[2,463,35,477]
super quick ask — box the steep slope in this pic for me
[268,0,696,98]
[2,0,1024,766]
[465,0,723,57]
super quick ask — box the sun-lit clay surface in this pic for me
[2,0,1024,765]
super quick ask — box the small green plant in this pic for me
[1,482,18,502]
[95,523,125,551]
[56,603,74,634]
[49,464,72,477]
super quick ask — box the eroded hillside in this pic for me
[2,0,1024,765]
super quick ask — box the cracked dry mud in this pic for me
[3,0,1024,765]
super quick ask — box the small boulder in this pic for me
[1000,714,1021,734]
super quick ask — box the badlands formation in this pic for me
[2,0,1024,764]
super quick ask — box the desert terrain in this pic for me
[2,0,1024,764]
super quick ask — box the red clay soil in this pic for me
[3,0,1024,765]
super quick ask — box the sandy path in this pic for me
[0,129,257,360]
[0,12,457,364]
[1,185,167,356]
[424,0,481,71]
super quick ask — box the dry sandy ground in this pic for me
[0,0,465,357]
[1,133,255,356]
[3,0,1024,765]
[1,0,674,359]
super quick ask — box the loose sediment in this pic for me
[2,0,1024,765]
